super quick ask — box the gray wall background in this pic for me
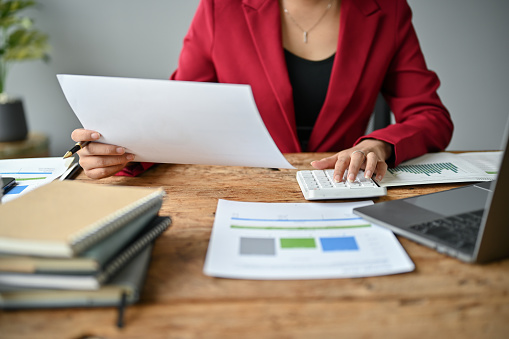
[7,0,509,157]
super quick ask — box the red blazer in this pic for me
[169,0,453,167]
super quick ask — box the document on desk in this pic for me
[204,200,414,280]
[0,157,73,203]
[379,151,502,187]
[57,74,294,169]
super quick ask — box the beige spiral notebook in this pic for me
[0,180,165,258]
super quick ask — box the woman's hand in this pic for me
[310,139,392,182]
[70,129,135,179]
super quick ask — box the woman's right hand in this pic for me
[70,128,135,179]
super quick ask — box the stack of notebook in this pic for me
[0,180,171,310]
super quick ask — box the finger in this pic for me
[79,142,126,156]
[363,152,378,179]
[71,128,101,142]
[79,153,135,171]
[83,163,128,180]
[333,155,350,182]
[347,151,366,182]
[310,155,339,170]
[374,160,388,182]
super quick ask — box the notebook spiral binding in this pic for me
[70,190,165,255]
[96,217,171,285]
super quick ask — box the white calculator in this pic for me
[296,169,387,200]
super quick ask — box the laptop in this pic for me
[353,119,509,264]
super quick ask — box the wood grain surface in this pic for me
[2,153,508,339]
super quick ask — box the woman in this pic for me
[71,0,453,181]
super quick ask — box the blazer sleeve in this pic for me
[357,0,454,166]
[115,162,155,177]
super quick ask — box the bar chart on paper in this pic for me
[379,152,501,187]
[204,200,415,280]
[233,217,369,255]
[389,162,460,176]
[0,157,73,203]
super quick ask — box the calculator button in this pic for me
[296,170,387,200]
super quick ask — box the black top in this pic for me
[284,49,335,151]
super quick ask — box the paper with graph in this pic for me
[379,151,502,187]
[204,200,414,280]
[0,157,73,203]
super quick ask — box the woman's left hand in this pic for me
[310,139,392,182]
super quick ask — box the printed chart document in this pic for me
[0,157,73,203]
[204,200,414,280]
[57,74,294,169]
[379,151,502,187]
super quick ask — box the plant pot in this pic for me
[0,98,28,142]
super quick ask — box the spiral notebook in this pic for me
[0,216,171,290]
[0,242,153,310]
[0,201,162,275]
[0,180,165,258]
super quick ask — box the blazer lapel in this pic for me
[242,0,300,149]
[309,0,382,150]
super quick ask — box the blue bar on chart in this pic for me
[320,236,359,251]
[5,185,28,195]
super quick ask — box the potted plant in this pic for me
[0,0,49,142]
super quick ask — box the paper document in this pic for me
[456,151,502,175]
[57,74,294,169]
[204,200,415,280]
[0,157,73,203]
[379,152,501,187]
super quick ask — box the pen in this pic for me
[63,141,90,159]
[117,291,128,328]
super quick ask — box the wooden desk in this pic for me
[2,153,508,338]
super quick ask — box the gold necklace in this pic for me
[283,0,333,43]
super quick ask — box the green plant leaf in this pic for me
[5,28,48,60]
[0,1,49,94]
[0,1,35,18]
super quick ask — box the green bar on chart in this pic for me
[280,238,316,249]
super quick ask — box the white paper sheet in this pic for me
[456,151,502,175]
[379,152,501,187]
[204,200,415,280]
[0,157,73,203]
[57,74,294,169]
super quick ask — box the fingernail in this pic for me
[116,147,125,154]
[334,175,340,182]
[126,154,135,161]
[91,132,100,139]
[348,174,355,182]
[365,170,372,178]
[376,174,383,181]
